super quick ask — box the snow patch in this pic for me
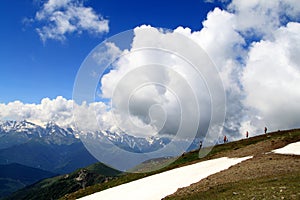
[272,141,300,156]
[79,156,252,200]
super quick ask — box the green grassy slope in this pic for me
[3,162,120,200]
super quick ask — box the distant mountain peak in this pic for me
[0,120,41,134]
[0,120,74,139]
[45,120,57,127]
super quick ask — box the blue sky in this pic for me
[0,0,223,103]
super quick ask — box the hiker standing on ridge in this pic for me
[223,135,227,143]
[199,141,203,150]
[264,127,268,134]
[246,131,249,138]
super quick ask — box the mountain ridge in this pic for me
[0,120,201,153]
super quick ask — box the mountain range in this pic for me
[0,120,201,157]
[0,120,99,198]
[0,120,97,174]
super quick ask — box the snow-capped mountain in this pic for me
[44,121,74,137]
[0,120,76,147]
[0,120,97,174]
[0,120,44,136]
[97,130,172,153]
[0,120,74,137]
[0,120,171,152]
[83,130,201,154]
[0,120,201,153]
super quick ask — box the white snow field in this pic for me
[80,156,252,200]
[272,141,300,155]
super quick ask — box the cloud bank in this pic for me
[32,0,109,42]
[2,0,300,140]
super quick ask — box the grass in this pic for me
[169,172,300,200]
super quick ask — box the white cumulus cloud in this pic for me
[96,25,218,138]
[33,0,109,42]
[227,0,300,38]
[0,96,74,127]
[242,22,300,132]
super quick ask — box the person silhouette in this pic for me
[264,127,267,134]
[246,131,249,138]
[223,135,227,143]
